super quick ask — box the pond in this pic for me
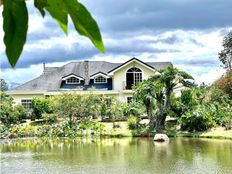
[0,138,232,174]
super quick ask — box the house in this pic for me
[7,58,172,109]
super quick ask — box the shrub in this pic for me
[206,102,230,126]
[32,98,52,119]
[51,94,106,124]
[36,120,106,138]
[13,105,28,121]
[9,125,37,138]
[110,101,125,121]
[169,88,207,118]
[0,124,8,138]
[42,113,57,123]
[0,102,27,126]
[212,103,232,128]
[127,116,139,130]
[122,102,144,118]
[215,70,232,99]
[209,85,230,103]
[179,105,216,132]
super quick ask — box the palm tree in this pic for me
[134,80,156,129]
[150,67,194,129]
[134,79,167,129]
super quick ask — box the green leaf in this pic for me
[3,0,28,67]
[34,0,47,17]
[63,0,105,53]
[45,0,68,34]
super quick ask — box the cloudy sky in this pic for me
[1,0,232,85]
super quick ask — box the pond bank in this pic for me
[165,126,232,140]
[1,121,232,140]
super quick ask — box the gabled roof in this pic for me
[108,57,160,74]
[90,72,109,79]
[62,73,84,80]
[11,59,172,91]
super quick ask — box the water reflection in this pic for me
[0,138,232,174]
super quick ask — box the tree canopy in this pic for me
[219,30,232,71]
[0,79,8,91]
[134,66,194,129]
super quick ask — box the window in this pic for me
[66,77,80,84]
[134,72,142,83]
[126,67,142,89]
[21,99,32,110]
[127,97,133,104]
[94,76,107,83]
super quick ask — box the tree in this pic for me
[149,67,194,129]
[219,30,232,71]
[32,98,52,119]
[51,93,83,124]
[134,80,163,129]
[1,0,105,67]
[135,67,194,130]
[0,79,8,91]
[214,69,232,99]
[51,93,104,124]
[0,92,27,126]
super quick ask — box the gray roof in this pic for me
[13,59,172,91]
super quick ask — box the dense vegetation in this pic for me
[1,66,231,139]
[1,27,232,138]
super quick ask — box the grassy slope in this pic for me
[101,120,232,139]
[24,119,232,139]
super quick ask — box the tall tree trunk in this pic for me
[155,114,166,129]
[155,100,166,130]
[147,105,155,129]
[165,90,172,110]
[155,89,172,130]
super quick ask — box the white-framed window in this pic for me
[94,76,107,83]
[21,99,32,110]
[126,67,142,89]
[134,72,142,83]
[66,77,80,84]
[127,97,133,104]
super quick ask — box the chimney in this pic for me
[84,61,89,85]
[43,62,46,72]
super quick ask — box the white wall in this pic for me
[11,94,45,105]
[112,61,157,91]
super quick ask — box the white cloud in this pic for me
[1,64,43,84]
[1,1,231,87]
[193,67,226,85]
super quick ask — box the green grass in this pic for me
[13,118,232,140]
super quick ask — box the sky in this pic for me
[1,0,232,85]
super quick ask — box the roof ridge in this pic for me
[147,61,172,63]
[12,76,42,90]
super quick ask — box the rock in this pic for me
[153,133,169,142]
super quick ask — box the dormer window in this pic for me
[66,77,80,84]
[62,74,84,84]
[94,76,107,83]
[90,72,109,84]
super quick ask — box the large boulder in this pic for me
[153,133,169,142]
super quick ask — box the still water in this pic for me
[0,138,232,174]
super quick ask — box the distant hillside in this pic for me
[7,82,21,90]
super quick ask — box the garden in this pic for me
[1,67,231,139]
